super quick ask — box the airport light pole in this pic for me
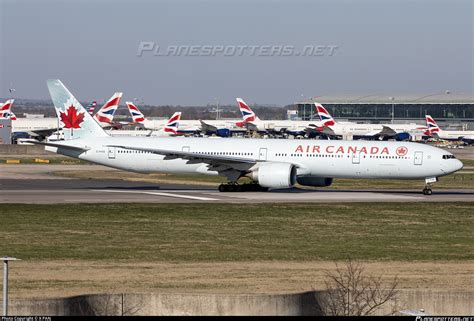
[413,90,450,119]
[389,97,395,124]
[3,257,20,316]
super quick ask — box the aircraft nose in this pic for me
[454,159,464,172]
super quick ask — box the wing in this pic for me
[107,144,258,181]
[199,120,218,133]
[26,140,90,152]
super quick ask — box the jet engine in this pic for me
[252,162,297,189]
[394,132,411,141]
[297,176,333,187]
[216,128,231,137]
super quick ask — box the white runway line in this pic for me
[93,189,218,201]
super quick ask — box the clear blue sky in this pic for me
[1,0,472,105]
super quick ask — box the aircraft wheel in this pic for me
[218,184,228,192]
[423,188,432,195]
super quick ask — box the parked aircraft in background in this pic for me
[314,103,426,140]
[235,98,325,136]
[108,112,183,137]
[126,101,241,137]
[0,99,15,119]
[425,115,474,144]
[32,79,463,196]
[93,92,123,128]
[87,101,97,115]
[3,93,124,139]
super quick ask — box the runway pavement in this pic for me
[1,163,474,203]
[1,178,474,203]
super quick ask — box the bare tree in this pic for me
[318,260,400,316]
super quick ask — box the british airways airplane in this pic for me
[34,80,463,195]
[425,115,474,145]
[314,104,426,140]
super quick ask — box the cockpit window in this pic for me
[442,154,456,159]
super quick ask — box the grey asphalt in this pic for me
[1,178,473,204]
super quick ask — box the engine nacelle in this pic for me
[252,162,297,189]
[394,132,411,141]
[297,176,333,187]
[216,128,231,137]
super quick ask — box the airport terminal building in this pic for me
[296,94,474,130]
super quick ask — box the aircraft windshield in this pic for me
[442,154,456,159]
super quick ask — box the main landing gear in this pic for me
[218,183,269,192]
[422,177,438,195]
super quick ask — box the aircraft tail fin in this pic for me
[94,92,122,124]
[46,79,108,140]
[126,102,147,124]
[236,98,258,123]
[163,112,181,135]
[314,102,335,126]
[0,99,14,119]
[425,115,440,135]
[87,101,97,115]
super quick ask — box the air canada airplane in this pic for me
[33,80,463,195]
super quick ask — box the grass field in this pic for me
[1,203,472,262]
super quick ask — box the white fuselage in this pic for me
[48,137,462,180]
[248,119,323,133]
[12,118,59,132]
[435,129,474,141]
[140,119,241,132]
[326,122,425,137]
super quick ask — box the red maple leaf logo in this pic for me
[396,146,408,157]
[60,105,85,129]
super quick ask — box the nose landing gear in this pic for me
[422,186,432,195]
[422,177,438,195]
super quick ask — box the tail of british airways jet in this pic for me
[236,98,260,126]
[126,101,147,124]
[314,102,336,126]
[425,115,441,136]
[47,79,108,140]
[0,99,15,119]
[94,92,123,125]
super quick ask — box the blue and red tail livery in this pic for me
[0,99,15,119]
[126,102,146,124]
[163,112,181,135]
[236,98,257,124]
[315,103,335,126]
[88,101,97,115]
[94,93,122,124]
[425,115,440,135]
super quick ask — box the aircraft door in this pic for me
[352,152,360,164]
[259,148,267,161]
[108,146,116,159]
[414,151,423,165]
[182,146,190,152]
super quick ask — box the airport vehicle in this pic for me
[314,103,426,140]
[34,80,463,195]
[235,98,324,136]
[425,115,474,145]
[126,101,240,137]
